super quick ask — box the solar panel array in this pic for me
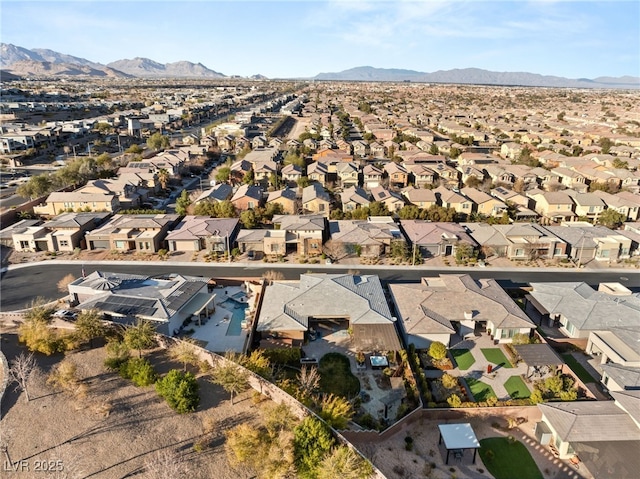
[95,296,158,317]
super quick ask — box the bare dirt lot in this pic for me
[0,328,262,479]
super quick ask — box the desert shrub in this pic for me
[404,436,414,451]
[447,393,462,408]
[104,340,131,370]
[18,318,65,355]
[119,357,157,387]
[441,373,458,389]
[428,341,447,361]
[156,369,200,413]
[262,347,301,365]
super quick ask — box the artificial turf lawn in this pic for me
[451,349,476,370]
[561,353,597,384]
[479,437,543,479]
[504,375,530,399]
[481,348,513,368]
[318,352,361,398]
[465,377,497,402]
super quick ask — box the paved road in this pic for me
[1,260,637,311]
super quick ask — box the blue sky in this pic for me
[2,1,639,79]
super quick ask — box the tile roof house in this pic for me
[335,162,360,188]
[329,217,402,258]
[257,273,402,351]
[565,191,606,221]
[266,187,298,214]
[85,214,180,253]
[69,271,215,337]
[460,187,507,217]
[384,162,409,188]
[542,224,632,264]
[593,190,640,221]
[369,186,405,213]
[528,190,576,224]
[33,188,121,217]
[301,183,331,217]
[307,161,330,187]
[340,186,371,213]
[433,186,473,216]
[536,390,640,475]
[165,216,240,253]
[272,214,328,257]
[463,222,567,260]
[230,184,263,211]
[401,186,438,209]
[362,164,383,190]
[281,163,303,187]
[400,220,477,258]
[527,281,640,368]
[388,274,535,348]
[194,183,233,204]
[10,212,111,253]
[405,163,437,188]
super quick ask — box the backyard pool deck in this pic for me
[189,285,251,353]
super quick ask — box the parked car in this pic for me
[247,250,255,260]
[53,309,78,320]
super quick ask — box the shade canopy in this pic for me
[438,423,480,450]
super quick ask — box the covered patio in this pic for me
[438,423,480,465]
[514,343,564,380]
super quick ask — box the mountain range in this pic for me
[314,66,640,89]
[1,43,638,88]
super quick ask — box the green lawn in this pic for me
[479,437,543,479]
[481,348,513,368]
[465,377,497,402]
[504,375,530,399]
[451,349,476,370]
[318,352,360,398]
[562,353,597,384]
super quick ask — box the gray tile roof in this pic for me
[257,274,399,349]
[603,364,640,390]
[539,401,640,442]
[528,282,640,332]
[389,274,534,336]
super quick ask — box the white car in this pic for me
[53,309,78,320]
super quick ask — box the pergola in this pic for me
[438,423,480,465]
[513,343,563,379]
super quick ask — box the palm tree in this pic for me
[157,168,170,190]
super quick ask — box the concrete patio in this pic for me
[448,334,542,400]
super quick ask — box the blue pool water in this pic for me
[221,299,248,336]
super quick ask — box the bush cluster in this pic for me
[155,370,200,413]
[118,358,158,387]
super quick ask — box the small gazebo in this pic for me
[438,423,481,465]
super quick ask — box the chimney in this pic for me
[464,311,474,320]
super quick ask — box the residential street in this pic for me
[1,260,637,311]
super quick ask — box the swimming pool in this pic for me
[221,299,248,336]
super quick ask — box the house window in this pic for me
[319,204,325,211]
[515,248,525,257]
[59,240,69,247]
[310,242,319,249]
[19,240,29,249]
[248,201,255,209]
[553,247,562,256]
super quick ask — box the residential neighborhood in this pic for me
[2,74,640,479]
